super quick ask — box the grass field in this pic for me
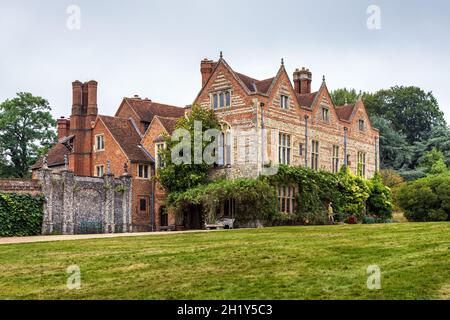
[0,223,449,300]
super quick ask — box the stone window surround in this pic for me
[155,142,166,170]
[137,164,150,179]
[311,140,319,171]
[332,145,340,173]
[210,89,232,110]
[357,151,367,177]
[95,164,105,177]
[280,94,289,110]
[278,132,292,165]
[94,134,105,152]
[278,185,296,214]
[359,119,365,131]
[321,106,331,123]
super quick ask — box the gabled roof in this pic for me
[157,116,179,134]
[335,104,356,121]
[99,115,153,163]
[31,143,69,170]
[296,92,319,109]
[234,72,275,94]
[120,98,185,123]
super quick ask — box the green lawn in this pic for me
[0,223,449,300]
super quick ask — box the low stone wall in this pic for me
[39,168,133,235]
[0,179,42,196]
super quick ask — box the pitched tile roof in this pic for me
[99,115,153,163]
[31,143,69,170]
[335,104,356,121]
[296,92,318,109]
[157,116,179,134]
[235,72,275,94]
[124,98,185,123]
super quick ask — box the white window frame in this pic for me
[95,164,105,177]
[95,134,105,152]
[138,164,150,179]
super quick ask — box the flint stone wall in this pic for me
[39,168,132,235]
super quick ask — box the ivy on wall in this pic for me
[0,192,44,237]
[168,165,393,226]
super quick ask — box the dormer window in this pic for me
[280,95,289,109]
[359,119,365,131]
[321,107,330,122]
[212,91,231,110]
[95,134,105,151]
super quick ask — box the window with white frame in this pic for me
[156,143,166,169]
[279,133,291,165]
[212,91,231,110]
[332,145,340,173]
[321,107,330,122]
[278,186,295,214]
[357,151,366,177]
[95,134,105,151]
[138,164,150,179]
[311,140,319,171]
[95,165,105,177]
[280,95,289,109]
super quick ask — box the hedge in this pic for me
[0,192,44,237]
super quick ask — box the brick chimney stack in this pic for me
[57,117,70,140]
[293,67,312,94]
[69,80,98,176]
[201,58,215,87]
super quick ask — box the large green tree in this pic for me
[364,86,446,143]
[0,93,56,178]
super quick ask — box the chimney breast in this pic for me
[201,58,215,87]
[57,117,70,141]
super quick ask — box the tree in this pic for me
[158,105,220,193]
[0,93,56,178]
[364,86,446,143]
[397,174,450,222]
[370,115,413,170]
[330,88,360,106]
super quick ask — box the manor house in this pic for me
[32,55,380,232]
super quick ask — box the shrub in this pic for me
[0,192,44,236]
[366,172,393,219]
[336,167,370,219]
[397,174,450,222]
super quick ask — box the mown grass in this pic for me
[0,223,449,300]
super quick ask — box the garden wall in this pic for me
[38,168,133,235]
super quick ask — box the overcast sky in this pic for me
[1,0,449,123]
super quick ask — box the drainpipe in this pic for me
[375,136,379,173]
[304,115,309,167]
[261,103,265,168]
[150,175,155,232]
[344,127,348,168]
